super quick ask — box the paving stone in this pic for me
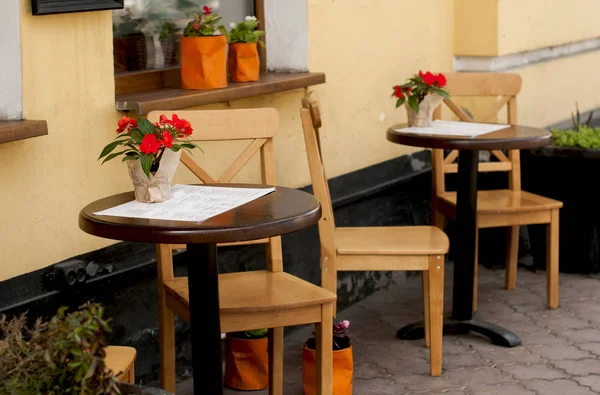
[552,358,600,376]
[523,379,597,395]
[395,374,463,392]
[469,383,536,395]
[529,344,593,360]
[442,367,513,386]
[500,362,567,380]
[352,377,403,395]
[578,342,600,356]
[574,375,600,393]
[557,328,600,343]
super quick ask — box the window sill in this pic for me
[0,120,48,144]
[115,72,326,115]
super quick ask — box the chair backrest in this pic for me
[300,92,338,295]
[431,72,523,196]
[147,108,284,286]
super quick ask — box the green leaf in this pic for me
[179,143,198,149]
[395,97,405,109]
[408,96,419,113]
[140,154,153,178]
[98,141,123,160]
[433,88,449,99]
[122,155,138,162]
[101,150,130,164]
[137,118,154,135]
[129,129,144,144]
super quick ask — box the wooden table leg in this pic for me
[187,243,222,395]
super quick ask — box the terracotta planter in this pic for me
[224,335,269,390]
[302,344,353,395]
[228,42,260,82]
[406,93,443,127]
[181,35,227,90]
[126,149,181,203]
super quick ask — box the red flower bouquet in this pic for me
[99,114,199,203]
[392,71,450,127]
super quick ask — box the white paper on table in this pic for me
[94,184,276,223]
[393,120,508,137]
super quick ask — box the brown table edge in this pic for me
[0,120,48,144]
[115,72,326,115]
[78,204,322,245]
[386,127,552,151]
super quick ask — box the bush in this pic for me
[552,126,600,149]
[0,303,121,395]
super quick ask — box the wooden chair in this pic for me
[104,345,136,384]
[430,72,562,310]
[300,92,449,377]
[147,109,337,395]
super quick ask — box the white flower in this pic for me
[245,15,257,21]
[229,22,236,28]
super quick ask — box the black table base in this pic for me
[396,315,521,348]
[396,150,521,348]
[187,243,223,395]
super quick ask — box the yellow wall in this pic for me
[1,0,454,281]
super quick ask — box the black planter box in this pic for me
[522,146,600,273]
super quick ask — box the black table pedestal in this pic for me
[397,150,521,348]
[187,243,223,395]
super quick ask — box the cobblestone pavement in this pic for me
[179,264,600,394]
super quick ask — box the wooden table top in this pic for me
[79,184,321,244]
[387,123,551,150]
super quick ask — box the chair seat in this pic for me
[439,190,563,214]
[335,226,449,255]
[104,346,136,382]
[164,270,337,315]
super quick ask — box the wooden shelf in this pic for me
[0,120,48,144]
[115,72,326,115]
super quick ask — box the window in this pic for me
[113,0,255,73]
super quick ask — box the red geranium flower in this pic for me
[203,5,212,15]
[393,85,403,99]
[116,116,135,133]
[172,114,193,136]
[419,70,437,86]
[435,73,447,88]
[139,134,161,155]
[159,114,173,125]
[160,130,173,148]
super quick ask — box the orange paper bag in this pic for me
[302,344,353,395]
[228,42,260,83]
[224,335,269,390]
[181,36,227,90]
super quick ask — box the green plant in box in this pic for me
[551,103,600,149]
[225,16,265,45]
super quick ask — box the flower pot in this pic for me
[406,93,443,127]
[113,34,149,73]
[228,42,260,83]
[160,34,180,68]
[302,343,353,395]
[224,335,269,390]
[126,149,181,203]
[181,35,227,90]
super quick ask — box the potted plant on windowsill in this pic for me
[181,5,227,89]
[113,9,149,73]
[392,71,449,127]
[225,16,265,83]
[224,328,269,390]
[302,320,353,395]
[98,114,199,203]
[0,303,172,395]
[159,20,181,68]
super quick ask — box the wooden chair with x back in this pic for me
[430,72,562,310]
[147,108,337,394]
[300,92,449,376]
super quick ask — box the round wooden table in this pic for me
[387,124,551,347]
[79,184,322,395]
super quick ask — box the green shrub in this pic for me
[552,126,600,149]
[0,303,121,395]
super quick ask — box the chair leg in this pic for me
[158,299,177,393]
[547,210,559,309]
[505,226,519,291]
[316,303,333,395]
[433,211,445,231]
[473,229,479,312]
[428,255,444,377]
[422,272,430,348]
[268,327,284,395]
